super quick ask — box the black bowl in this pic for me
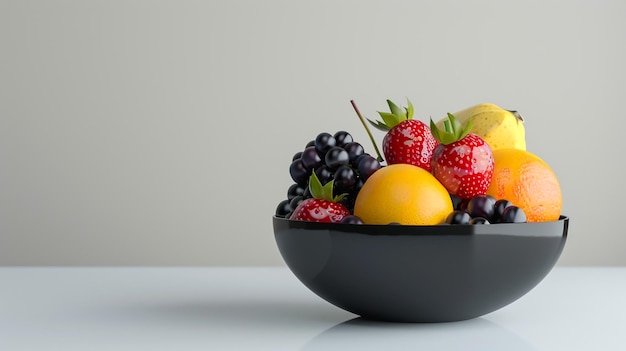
[273,215,568,323]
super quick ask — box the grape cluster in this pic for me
[446,195,527,225]
[275,131,381,219]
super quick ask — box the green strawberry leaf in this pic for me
[367,118,391,132]
[308,170,324,199]
[387,99,405,118]
[368,98,417,131]
[332,192,348,202]
[448,113,464,138]
[405,99,414,120]
[378,111,404,129]
[321,179,334,201]
[430,118,442,142]
[308,170,348,203]
[430,113,473,145]
[461,118,473,138]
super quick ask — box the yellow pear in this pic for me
[435,103,526,151]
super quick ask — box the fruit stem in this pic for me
[350,100,384,163]
[508,110,525,123]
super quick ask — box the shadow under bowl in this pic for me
[273,215,568,323]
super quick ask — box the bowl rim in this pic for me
[273,215,569,237]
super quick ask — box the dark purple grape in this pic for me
[305,140,315,148]
[333,131,353,147]
[356,154,381,181]
[333,165,356,191]
[500,206,527,223]
[338,193,355,212]
[445,210,471,224]
[287,183,305,200]
[340,215,364,224]
[275,199,292,217]
[292,151,303,161]
[289,195,305,210]
[289,159,309,185]
[469,217,490,225]
[352,153,370,167]
[352,178,364,193]
[314,132,336,155]
[343,142,365,164]
[467,195,496,220]
[300,146,323,171]
[457,198,471,211]
[450,194,463,210]
[325,146,350,169]
[493,199,513,222]
[314,165,333,185]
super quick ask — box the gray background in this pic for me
[1,0,624,266]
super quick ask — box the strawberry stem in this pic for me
[350,100,384,163]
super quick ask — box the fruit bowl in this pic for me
[273,215,568,323]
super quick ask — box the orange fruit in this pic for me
[486,148,562,222]
[354,164,453,225]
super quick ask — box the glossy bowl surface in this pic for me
[273,216,568,323]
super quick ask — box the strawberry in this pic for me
[368,99,438,171]
[430,113,494,199]
[290,171,350,223]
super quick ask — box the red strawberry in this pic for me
[368,99,438,171]
[290,171,350,223]
[430,113,494,199]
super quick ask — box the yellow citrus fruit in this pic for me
[354,164,453,225]
[486,148,562,222]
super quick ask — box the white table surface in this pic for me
[1,266,624,351]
